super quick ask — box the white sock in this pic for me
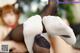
[43,16,76,45]
[23,15,43,53]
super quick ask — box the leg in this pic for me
[33,34,50,53]
[49,36,73,53]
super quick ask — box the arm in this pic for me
[0,27,5,41]
[0,41,27,53]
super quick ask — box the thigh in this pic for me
[49,36,73,53]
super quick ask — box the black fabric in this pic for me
[61,35,71,38]
[4,24,27,52]
[4,24,24,43]
[70,24,80,36]
[34,34,50,49]
[4,24,50,53]
[42,22,46,33]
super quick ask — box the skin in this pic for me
[3,12,17,26]
[4,24,50,53]
[0,41,27,53]
[2,11,19,28]
[0,10,27,52]
[0,12,18,41]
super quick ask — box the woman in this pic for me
[4,15,76,53]
[0,5,20,41]
[0,5,50,53]
[0,5,27,52]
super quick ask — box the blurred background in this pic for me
[58,0,80,51]
[17,0,57,24]
[0,0,57,24]
[58,0,80,24]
